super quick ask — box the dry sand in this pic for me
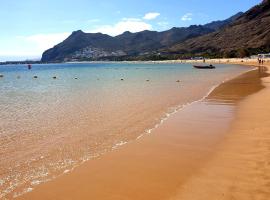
[18,62,270,200]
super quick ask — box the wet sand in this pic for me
[18,65,270,200]
[171,64,270,200]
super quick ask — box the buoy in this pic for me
[33,76,38,79]
[121,78,124,81]
[53,76,57,79]
[74,77,78,80]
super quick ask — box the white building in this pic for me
[258,53,270,59]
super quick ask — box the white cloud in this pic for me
[23,32,70,51]
[0,17,152,60]
[2,32,71,58]
[181,13,193,21]
[143,12,160,20]
[88,18,152,36]
[0,14,156,60]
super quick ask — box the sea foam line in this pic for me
[135,66,257,139]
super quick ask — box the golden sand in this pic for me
[18,62,270,200]
[171,64,270,200]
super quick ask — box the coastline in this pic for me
[64,58,270,65]
[16,62,270,200]
[171,63,270,200]
[0,62,251,199]
[1,58,268,67]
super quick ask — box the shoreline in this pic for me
[64,58,270,65]
[16,63,269,199]
[135,66,257,144]
[171,63,270,200]
[0,62,251,199]
[0,57,269,66]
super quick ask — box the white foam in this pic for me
[13,187,33,198]
[0,179,4,186]
[31,180,41,186]
[112,141,128,150]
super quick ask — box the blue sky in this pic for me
[0,0,261,61]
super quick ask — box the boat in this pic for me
[193,64,215,69]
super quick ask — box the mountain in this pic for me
[41,12,242,62]
[41,31,122,62]
[167,0,270,58]
[203,12,243,31]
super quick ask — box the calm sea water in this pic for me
[0,62,248,198]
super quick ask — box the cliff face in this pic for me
[41,12,242,62]
[168,0,270,57]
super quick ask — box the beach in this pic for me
[0,62,248,199]
[14,61,270,200]
[1,0,270,199]
[172,63,270,200]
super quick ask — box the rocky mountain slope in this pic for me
[41,12,243,62]
[167,0,270,58]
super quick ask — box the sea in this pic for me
[0,62,249,198]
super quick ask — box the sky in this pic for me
[0,0,262,61]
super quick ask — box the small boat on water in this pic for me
[193,64,215,69]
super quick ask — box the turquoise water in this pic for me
[0,62,248,198]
